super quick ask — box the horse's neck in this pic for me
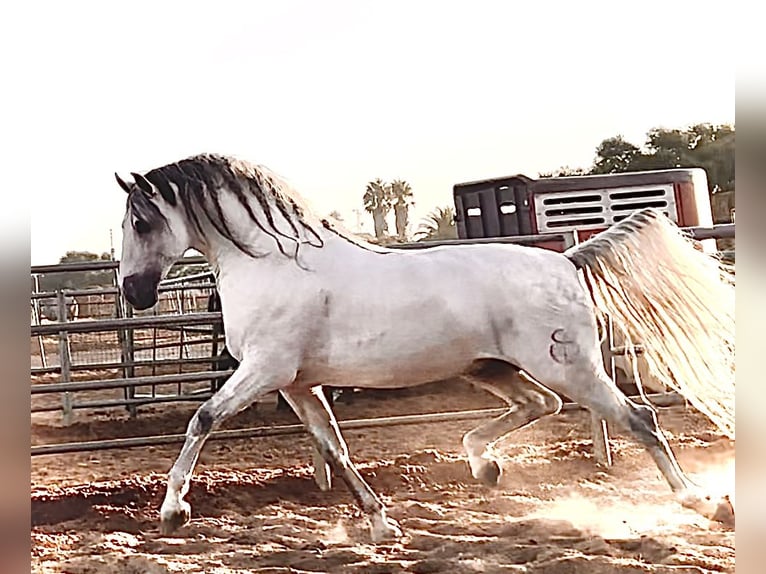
[202,220,366,285]
[187,189,383,285]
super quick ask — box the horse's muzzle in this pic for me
[121,270,161,310]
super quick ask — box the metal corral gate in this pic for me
[31,258,225,424]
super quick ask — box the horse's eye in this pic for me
[134,219,151,235]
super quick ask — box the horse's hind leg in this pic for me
[279,385,403,543]
[616,393,734,526]
[536,357,735,527]
[461,360,562,487]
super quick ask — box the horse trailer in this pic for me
[453,168,716,252]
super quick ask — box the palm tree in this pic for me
[363,179,393,239]
[415,206,457,241]
[327,210,344,222]
[390,179,414,241]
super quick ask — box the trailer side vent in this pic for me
[533,184,678,232]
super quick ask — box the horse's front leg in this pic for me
[280,385,403,543]
[159,356,295,535]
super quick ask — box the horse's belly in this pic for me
[326,359,470,389]
[308,328,487,389]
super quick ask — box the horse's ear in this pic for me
[131,172,155,196]
[115,172,132,193]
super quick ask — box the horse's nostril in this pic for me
[121,275,138,296]
[120,272,159,310]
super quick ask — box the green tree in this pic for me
[166,263,210,280]
[697,130,735,192]
[363,179,393,239]
[676,123,735,192]
[590,123,735,193]
[591,136,642,174]
[391,179,415,241]
[59,251,111,264]
[38,251,114,291]
[415,206,457,241]
[327,210,344,222]
[539,166,587,178]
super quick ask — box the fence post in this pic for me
[209,289,222,393]
[124,297,136,417]
[177,287,185,387]
[112,267,138,418]
[562,230,578,250]
[56,290,73,425]
[592,338,614,466]
[32,275,47,369]
[564,230,613,467]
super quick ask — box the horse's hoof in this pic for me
[371,516,403,543]
[712,495,735,529]
[160,502,191,535]
[476,459,502,487]
[678,490,735,530]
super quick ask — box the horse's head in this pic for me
[115,171,191,310]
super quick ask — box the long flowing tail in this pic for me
[565,208,735,439]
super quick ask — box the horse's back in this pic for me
[397,242,585,313]
[301,242,590,388]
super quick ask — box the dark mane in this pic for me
[130,153,389,262]
[128,182,169,229]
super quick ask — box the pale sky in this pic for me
[21,1,734,265]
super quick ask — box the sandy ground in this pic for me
[31,380,735,573]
